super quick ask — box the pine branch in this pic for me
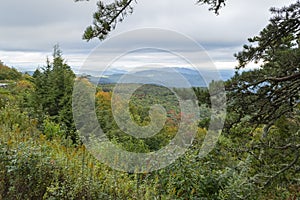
[264,149,300,187]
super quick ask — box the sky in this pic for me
[0,0,296,72]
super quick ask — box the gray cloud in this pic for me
[0,0,98,52]
[0,0,95,27]
[0,0,296,69]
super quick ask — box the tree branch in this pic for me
[106,0,134,30]
[265,72,300,82]
[264,149,300,187]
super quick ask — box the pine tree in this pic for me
[32,45,76,141]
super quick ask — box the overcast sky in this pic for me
[0,0,296,72]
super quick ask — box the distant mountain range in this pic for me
[82,67,235,88]
[22,67,235,88]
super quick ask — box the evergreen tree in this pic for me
[32,45,76,141]
[222,2,300,193]
[226,1,300,129]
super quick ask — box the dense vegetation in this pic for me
[1,1,300,199]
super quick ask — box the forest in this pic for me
[1,0,300,199]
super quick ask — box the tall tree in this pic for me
[222,2,300,193]
[32,45,76,140]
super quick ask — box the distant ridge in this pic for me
[22,67,234,87]
[78,67,234,88]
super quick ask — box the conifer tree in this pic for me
[32,45,76,141]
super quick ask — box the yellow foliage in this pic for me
[96,91,111,101]
[16,80,34,90]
